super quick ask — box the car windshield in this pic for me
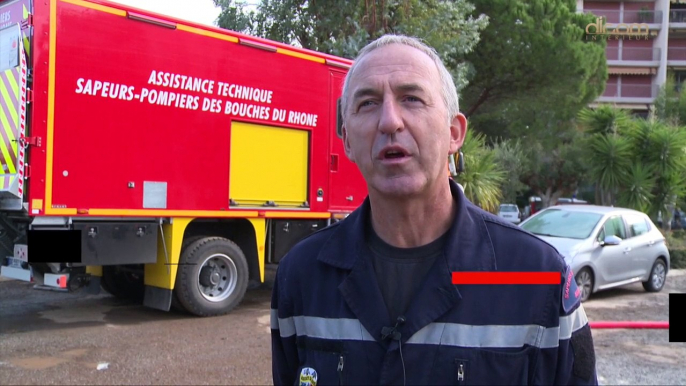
[500,205,517,212]
[521,209,603,239]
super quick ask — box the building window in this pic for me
[675,71,686,92]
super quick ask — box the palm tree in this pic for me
[578,105,686,228]
[452,130,505,213]
[577,104,635,136]
[577,105,637,206]
[583,132,633,206]
[628,120,686,226]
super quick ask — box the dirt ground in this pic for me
[0,267,684,385]
[582,269,686,385]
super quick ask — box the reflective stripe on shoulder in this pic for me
[270,306,588,348]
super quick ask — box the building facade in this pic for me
[578,0,686,115]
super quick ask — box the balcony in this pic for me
[597,84,658,104]
[581,9,663,25]
[667,46,686,65]
[669,9,686,26]
[606,47,661,66]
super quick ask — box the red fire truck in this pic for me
[0,0,367,316]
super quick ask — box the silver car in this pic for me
[519,205,670,302]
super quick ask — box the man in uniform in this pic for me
[271,34,598,385]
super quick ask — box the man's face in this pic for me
[342,44,466,198]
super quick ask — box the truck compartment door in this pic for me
[0,22,27,209]
[229,121,310,208]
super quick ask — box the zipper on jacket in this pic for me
[337,354,345,385]
[455,359,466,384]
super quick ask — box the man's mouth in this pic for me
[384,150,406,159]
[379,147,410,160]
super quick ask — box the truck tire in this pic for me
[170,235,206,313]
[174,237,249,317]
[101,265,145,302]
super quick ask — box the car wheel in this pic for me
[575,268,593,302]
[642,259,667,292]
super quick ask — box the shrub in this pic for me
[669,248,686,269]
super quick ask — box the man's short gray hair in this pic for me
[341,34,460,123]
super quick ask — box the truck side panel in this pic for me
[29,0,366,216]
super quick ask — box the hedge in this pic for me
[669,248,686,269]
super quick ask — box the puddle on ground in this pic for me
[38,304,113,324]
[4,347,109,371]
[7,356,69,370]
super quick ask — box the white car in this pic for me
[519,205,670,302]
[498,203,521,224]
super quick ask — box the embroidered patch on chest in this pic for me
[299,367,318,386]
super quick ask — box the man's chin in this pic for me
[369,178,427,198]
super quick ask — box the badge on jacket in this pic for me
[299,367,318,386]
[562,264,582,314]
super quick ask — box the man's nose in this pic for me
[377,99,403,135]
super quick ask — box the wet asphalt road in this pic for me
[1,267,685,385]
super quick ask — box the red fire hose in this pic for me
[589,321,669,329]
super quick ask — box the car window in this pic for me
[597,216,626,242]
[625,214,649,237]
[520,209,603,239]
[499,205,518,213]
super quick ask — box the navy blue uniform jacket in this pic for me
[271,179,598,385]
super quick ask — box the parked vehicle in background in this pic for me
[497,203,521,224]
[519,205,669,302]
[527,196,587,216]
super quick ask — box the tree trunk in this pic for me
[464,88,491,118]
[539,187,554,209]
[551,190,565,206]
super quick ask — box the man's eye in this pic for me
[358,100,375,108]
[404,96,421,102]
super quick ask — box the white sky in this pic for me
[106,0,223,27]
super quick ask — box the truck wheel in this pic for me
[174,237,249,317]
[170,236,205,313]
[101,265,145,302]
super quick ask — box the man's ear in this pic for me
[342,124,355,163]
[449,112,468,155]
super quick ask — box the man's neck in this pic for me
[368,181,457,248]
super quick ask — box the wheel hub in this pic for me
[197,253,239,303]
[199,266,217,287]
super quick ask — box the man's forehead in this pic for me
[348,45,439,91]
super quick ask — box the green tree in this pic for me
[460,0,607,141]
[518,133,588,209]
[492,138,528,204]
[630,119,686,226]
[653,72,686,127]
[577,105,637,205]
[578,106,686,227]
[452,130,505,212]
[214,0,488,79]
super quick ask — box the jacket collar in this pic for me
[316,178,497,272]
